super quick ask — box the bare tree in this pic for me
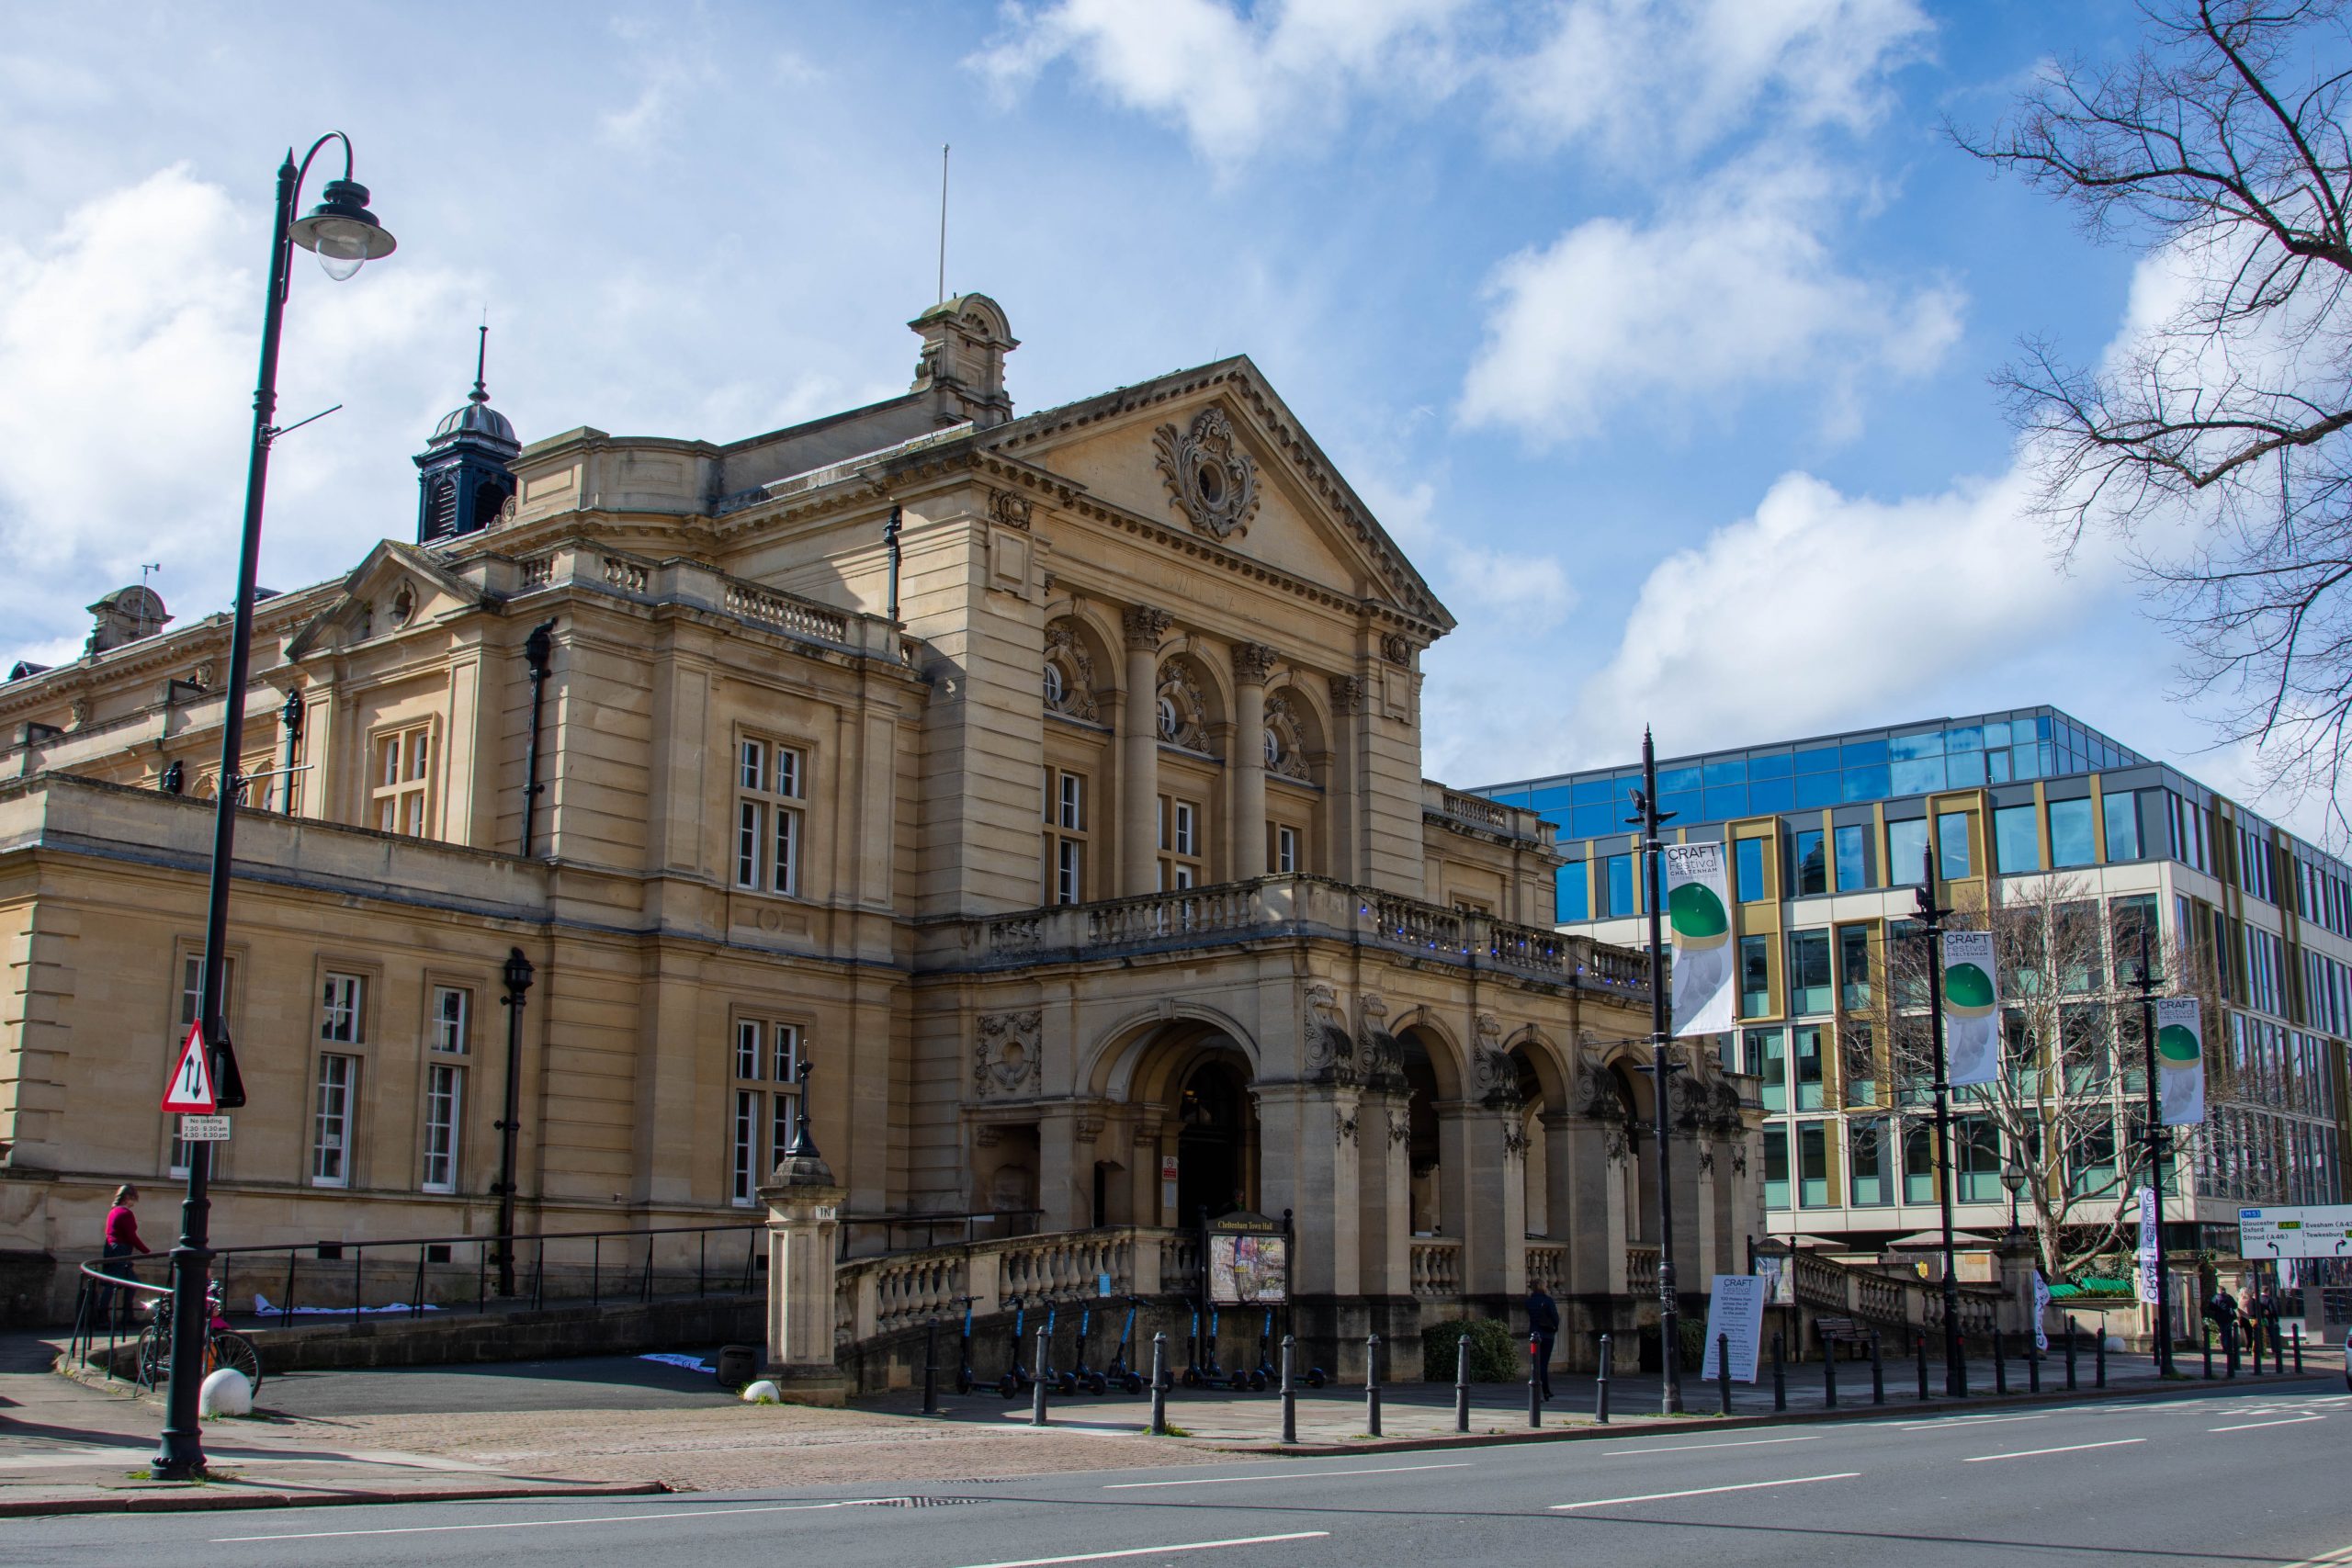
[1851,876,2218,1279]
[1955,2,2352,838]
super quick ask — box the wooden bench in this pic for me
[1814,1317,1873,1359]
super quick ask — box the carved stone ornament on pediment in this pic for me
[989,487,1034,531]
[1380,633,1412,667]
[972,1010,1044,1098]
[1043,620,1099,723]
[390,582,416,627]
[1302,981,1355,1083]
[1154,405,1261,542]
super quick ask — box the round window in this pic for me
[1043,662,1065,705]
[1264,729,1281,767]
[1158,695,1180,740]
[1195,460,1225,506]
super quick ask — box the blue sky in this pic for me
[4,2,2296,826]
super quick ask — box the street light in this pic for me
[2000,1160,2025,1242]
[1910,846,1966,1398]
[494,947,536,1296]
[153,133,393,1483]
[1627,727,1683,1416]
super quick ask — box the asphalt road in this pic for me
[15,1382,2349,1568]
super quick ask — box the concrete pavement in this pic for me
[13,1381,2349,1566]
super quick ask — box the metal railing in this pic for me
[835,1209,1042,1261]
[82,1222,769,1331]
[65,1261,172,1382]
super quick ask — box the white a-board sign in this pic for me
[1700,1273,1767,1383]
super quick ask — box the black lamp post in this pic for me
[494,947,535,1296]
[1911,845,1966,1398]
[2133,927,2174,1375]
[1627,728,1683,1415]
[153,134,393,1483]
[2000,1159,2025,1243]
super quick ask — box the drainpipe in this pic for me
[885,504,903,626]
[518,619,555,856]
[277,686,304,814]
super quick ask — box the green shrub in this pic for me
[1422,1317,1521,1382]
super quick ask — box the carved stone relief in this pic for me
[1327,674,1363,716]
[1042,620,1099,723]
[972,1010,1043,1097]
[1302,981,1355,1083]
[1122,604,1171,650]
[1264,694,1311,781]
[1153,406,1261,541]
[989,487,1034,531]
[1155,661,1210,751]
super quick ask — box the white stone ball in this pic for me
[741,1379,782,1404]
[199,1367,253,1417]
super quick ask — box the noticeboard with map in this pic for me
[1206,1232,1290,1304]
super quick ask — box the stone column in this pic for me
[1325,675,1362,884]
[759,1147,849,1404]
[1121,605,1170,897]
[1439,1099,1529,1303]
[1356,1089,1412,1301]
[1550,1113,1615,1296]
[1231,642,1275,878]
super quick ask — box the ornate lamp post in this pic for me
[153,135,393,1483]
[493,947,536,1296]
[2000,1160,2025,1243]
[1911,847,1966,1398]
[1627,728,1683,1415]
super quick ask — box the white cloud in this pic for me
[1355,472,1579,630]
[0,166,477,656]
[1489,0,1933,165]
[1458,156,1963,442]
[971,0,1467,167]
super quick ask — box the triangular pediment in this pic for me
[986,358,1452,631]
[285,539,489,659]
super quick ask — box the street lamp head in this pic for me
[503,946,535,998]
[2000,1161,2025,1196]
[290,178,395,280]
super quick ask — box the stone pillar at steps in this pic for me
[760,1146,850,1405]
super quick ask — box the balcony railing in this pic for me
[949,874,1648,997]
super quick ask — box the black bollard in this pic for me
[1771,1330,1786,1412]
[1824,1337,1838,1407]
[1994,1328,2007,1396]
[1032,1325,1050,1427]
[1596,1333,1612,1424]
[1528,1334,1542,1428]
[1280,1335,1297,1446]
[1717,1334,1732,1416]
[1916,1332,1929,1400]
[2292,1324,2303,1374]
[2201,1319,2212,1380]
[2096,1325,2107,1389]
[922,1319,941,1416]
[2225,1320,2239,1378]
[1454,1335,1470,1433]
[1366,1333,1382,1438]
[2249,1318,2263,1377]
[2064,1319,2078,1391]
[1149,1332,1169,1435]
[2274,1324,2286,1375]
[1870,1330,1885,1404]
[2029,1337,2041,1393]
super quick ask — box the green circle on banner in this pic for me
[1668,881,1727,941]
[2156,1023,2199,1066]
[1945,962,1994,1010]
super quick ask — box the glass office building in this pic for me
[1479,705,2352,1259]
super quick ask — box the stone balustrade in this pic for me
[1626,1244,1660,1296]
[947,874,1650,999]
[1525,1243,1566,1296]
[1409,1238,1463,1299]
[834,1224,1180,1346]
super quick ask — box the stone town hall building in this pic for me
[0,296,1763,1360]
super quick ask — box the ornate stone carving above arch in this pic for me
[1156,660,1212,752]
[973,1010,1043,1098]
[1263,693,1313,781]
[1043,618,1101,723]
[1122,604,1171,651]
[1302,980,1355,1084]
[1153,405,1261,541]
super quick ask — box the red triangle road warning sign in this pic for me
[162,1022,219,1113]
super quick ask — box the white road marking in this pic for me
[1106,1461,1469,1489]
[214,1499,874,1542]
[1607,1436,1822,1455]
[1963,1438,2146,1462]
[1893,1413,2052,1430]
[2270,1544,2352,1568]
[1551,1473,1860,1510]
[2211,1415,2326,1432]
[951,1533,1331,1567]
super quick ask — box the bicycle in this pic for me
[137,1280,263,1398]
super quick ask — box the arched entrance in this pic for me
[1396,1029,1445,1235]
[1176,1055,1254,1222]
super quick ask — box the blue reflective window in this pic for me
[1570,776,1614,806]
[1790,829,1826,896]
[2105,794,2143,862]
[2033,715,2053,740]
[1571,804,1615,838]
[1995,805,2041,872]
[2049,798,2096,867]
[1891,757,1945,795]
[1704,785,1749,820]
[1605,854,1635,917]
[1982,720,2011,748]
[1657,765,1702,795]
[1748,752,1793,780]
[1946,726,1984,753]
[1661,790,1703,825]
[1747,777,1794,812]
[1612,773,1641,805]
[1795,746,1840,774]
[1890,729,1942,761]
[1703,756,1747,787]
[1556,863,1589,922]
[1841,739,1889,766]
[1736,838,1768,902]
[1835,825,1870,890]
[1945,750,1985,787]
[1842,763,1889,801]
[1987,750,2011,784]
[2009,744,2041,781]
[1530,785,1571,812]
[1887,818,1929,884]
[1794,773,1842,807]
[1938,809,1973,879]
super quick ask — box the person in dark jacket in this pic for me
[96,1184,152,1319]
[1526,1285,1561,1399]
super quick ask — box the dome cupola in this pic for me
[415,323,520,545]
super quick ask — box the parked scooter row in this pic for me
[944,1294,1320,1398]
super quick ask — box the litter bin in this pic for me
[715,1344,759,1390]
